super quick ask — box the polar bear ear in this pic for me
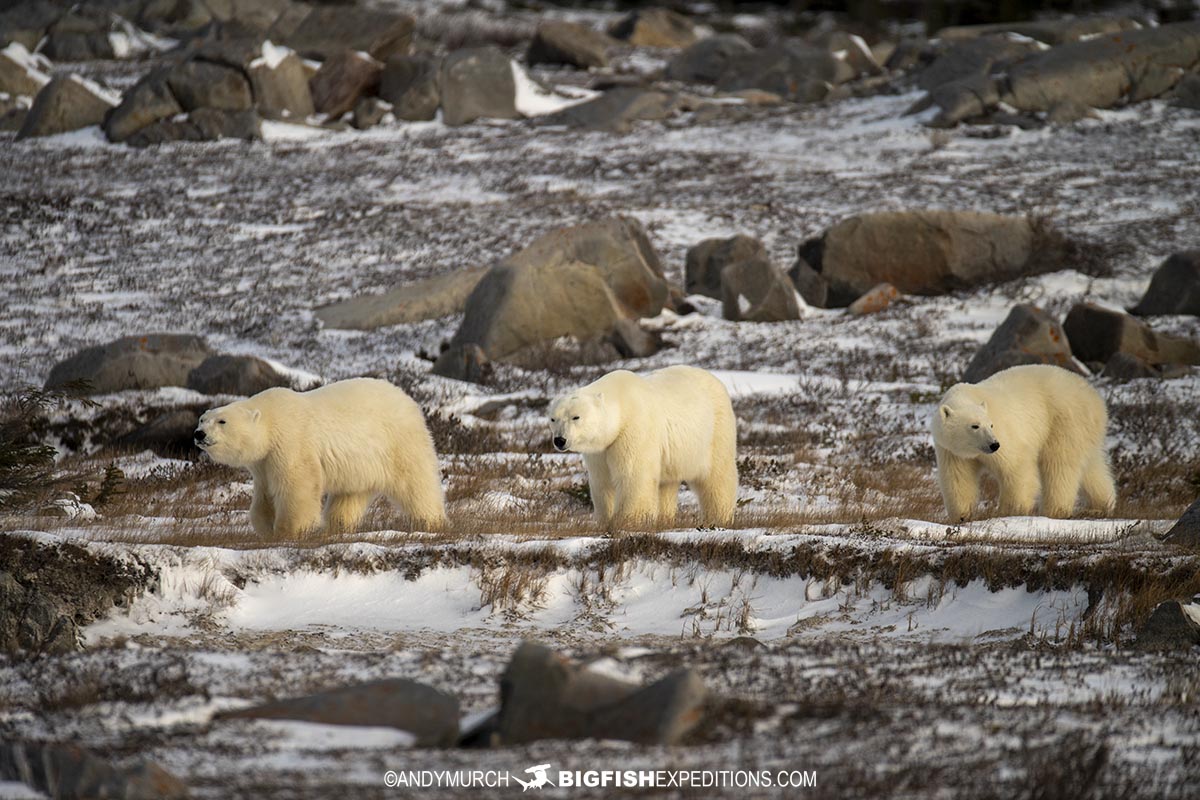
[592,392,604,405]
[978,400,987,411]
[940,405,953,419]
[248,408,262,423]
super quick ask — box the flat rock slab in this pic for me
[45,333,214,393]
[315,268,487,329]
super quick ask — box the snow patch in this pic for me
[512,61,597,117]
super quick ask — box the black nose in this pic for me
[989,441,1000,452]
[553,436,566,451]
[194,429,206,444]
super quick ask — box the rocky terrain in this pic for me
[2,0,1200,797]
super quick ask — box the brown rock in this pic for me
[685,235,767,298]
[847,282,900,315]
[1062,302,1200,366]
[720,257,802,322]
[16,74,116,139]
[379,55,439,121]
[282,6,414,61]
[1129,251,1200,317]
[527,20,611,70]
[315,269,488,330]
[167,59,252,112]
[963,304,1082,383]
[440,46,517,127]
[248,48,314,120]
[609,8,697,49]
[309,50,383,119]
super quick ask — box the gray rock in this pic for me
[352,96,391,130]
[379,55,439,122]
[716,40,853,102]
[167,59,252,112]
[721,257,802,322]
[1134,600,1200,650]
[432,343,490,384]
[527,20,611,70]
[1176,72,1200,109]
[104,69,182,142]
[248,48,313,120]
[0,41,49,96]
[807,210,1037,304]
[885,38,928,72]
[202,0,291,34]
[547,86,677,133]
[1102,351,1161,382]
[16,74,116,139]
[42,7,116,62]
[189,107,261,140]
[1004,21,1200,114]
[1062,302,1200,367]
[1129,251,1200,317]
[918,35,1042,93]
[963,304,1083,384]
[685,234,768,298]
[496,641,706,745]
[282,6,414,61]
[440,46,518,127]
[138,0,213,37]
[315,268,487,330]
[115,409,204,455]
[218,678,459,747]
[665,34,754,85]
[937,17,1140,46]
[46,333,214,393]
[926,72,1002,127]
[186,355,288,395]
[609,8,697,49]
[788,255,829,308]
[0,742,188,799]
[0,98,27,131]
[309,50,383,119]
[0,1,62,51]
[125,116,205,147]
[186,37,264,72]
[1163,497,1200,549]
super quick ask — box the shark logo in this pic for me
[514,764,554,791]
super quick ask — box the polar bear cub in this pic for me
[195,378,447,537]
[930,364,1116,521]
[549,365,738,529]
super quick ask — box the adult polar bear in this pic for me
[549,366,738,529]
[195,378,447,537]
[931,364,1116,521]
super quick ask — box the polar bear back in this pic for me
[956,364,1106,451]
[640,366,731,482]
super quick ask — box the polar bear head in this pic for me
[548,392,617,454]
[931,386,1000,459]
[194,401,270,467]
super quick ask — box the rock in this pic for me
[1004,21,1200,114]
[218,678,459,747]
[315,268,487,330]
[115,408,204,455]
[546,86,677,133]
[918,35,1043,93]
[1129,251,1200,317]
[0,97,27,131]
[440,46,518,127]
[963,304,1082,384]
[715,40,853,102]
[720,257,803,322]
[607,317,662,358]
[16,74,116,139]
[804,210,1037,305]
[925,72,1002,127]
[609,8,697,49]
[167,59,252,112]
[433,218,667,379]
[138,0,213,37]
[0,41,50,96]
[378,55,439,121]
[282,6,414,61]
[665,34,754,85]
[0,742,188,799]
[186,355,289,395]
[0,1,61,51]
[788,255,829,308]
[848,282,900,315]
[189,107,261,140]
[352,96,391,130]
[1176,72,1200,109]
[816,30,882,78]
[1101,351,1160,382]
[1062,303,1200,367]
[202,0,292,34]
[527,20,611,70]
[248,44,313,120]
[186,37,264,72]
[42,7,117,62]
[46,334,215,393]
[309,50,383,119]
[125,116,205,147]
[1134,600,1200,650]
[885,37,928,72]
[432,343,490,384]
[685,235,768,298]
[937,17,1141,46]
[496,641,706,745]
[1163,497,1200,549]
[104,69,182,142]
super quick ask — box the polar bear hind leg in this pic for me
[324,492,374,534]
[383,471,447,531]
[1080,451,1117,512]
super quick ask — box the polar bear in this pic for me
[549,366,738,529]
[194,378,447,537]
[930,364,1116,521]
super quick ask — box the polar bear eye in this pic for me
[219,419,226,425]
[550,418,556,423]
[572,416,580,421]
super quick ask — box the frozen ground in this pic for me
[2,23,1200,799]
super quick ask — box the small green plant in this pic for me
[0,386,67,510]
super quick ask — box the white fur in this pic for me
[930,364,1116,521]
[196,378,447,537]
[549,366,738,530]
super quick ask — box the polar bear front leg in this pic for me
[583,453,615,526]
[270,455,324,539]
[935,446,980,522]
[610,474,660,530]
[249,481,276,538]
[997,462,1039,517]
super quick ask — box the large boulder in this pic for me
[281,6,414,62]
[527,20,611,70]
[715,40,854,102]
[1129,251,1200,317]
[248,42,313,120]
[1163,497,1200,550]
[217,678,460,747]
[379,55,440,122]
[1003,21,1200,114]
[665,34,754,85]
[16,74,116,139]
[963,304,1082,384]
[918,35,1043,93]
[496,641,707,745]
[0,2,62,51]
[440,47,518,126]
[609,8,696,49]
[1134,600,1200,650]
[315,268,487,330]
[309,50,383,119]
[720,257,802,322]
[167,58,252,111]
[0,742,187,800]
[103,69,182,142]
[433,218,667,380]
[1062,303,1200,367]
[685,235,768,298]
[0,41,50,96]
[803,211,1037,306]
[45,334,215,393]
[41,7,117,62]
[186,354,290,396]
[546,86,678,133]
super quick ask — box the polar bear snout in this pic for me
[553,436,567,452]
[194,428,208,445]
[987,441,1000,453]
